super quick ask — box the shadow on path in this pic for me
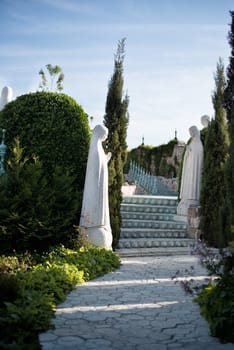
[40,255,234,350]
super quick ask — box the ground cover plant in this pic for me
[0,244,121,349]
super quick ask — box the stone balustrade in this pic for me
[128,160,176,196]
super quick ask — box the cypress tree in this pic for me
[224,11,234,242]
[200,58,229,247]
[103,38,129,249]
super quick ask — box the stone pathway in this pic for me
[40,255,234,350]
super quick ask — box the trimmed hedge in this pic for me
[0,91,90,193]
[0,92,91,253]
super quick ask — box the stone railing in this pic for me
[128,161,176,196]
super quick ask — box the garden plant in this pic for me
[0,244,121,349]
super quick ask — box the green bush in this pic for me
[195,276,234,343]
[191,242,234,343]
[0,246,121,348]
[0,273,19,306]
[0,91,90,195]
[0,139,79,253]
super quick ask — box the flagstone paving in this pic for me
[40,255,234,350]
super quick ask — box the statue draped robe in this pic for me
[177,125,204,216]
[80,124,112,249]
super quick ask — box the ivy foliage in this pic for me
[0,245,121,349]
[127,139,180,178]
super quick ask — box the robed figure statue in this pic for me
[177,125,204,216]
[80,124,112,249]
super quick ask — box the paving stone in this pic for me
[40,255,233,350]
[39,332,58,342]
[56,335,85,345]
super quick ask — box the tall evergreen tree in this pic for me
[224,11,234,242]
[103,38,129,249]
[200,58,229,247]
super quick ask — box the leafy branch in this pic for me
[39,64,64,92]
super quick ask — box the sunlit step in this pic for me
[121,211,176,221]
[121,228,187,239]
[118,238,193,249]
[122,219,187,230]
[121,203,177,214]
[122,195,178,206]
[116,247,191,257]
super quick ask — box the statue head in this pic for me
[201,115,210,128]
[189,125,200,139]
[93,124,108,142]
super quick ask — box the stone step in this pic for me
[119,194,188,256]
[121,211,176,222]
[121,203,177,214]
[122,219,187,230]
[116,246,192,257]
[122,195,178,207]
[118,238,193,249]
[121,228,187,239]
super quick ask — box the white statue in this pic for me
[79,124,112,249]
[177,125,204,216]
[0,86,13,111]
[201,114,210,128]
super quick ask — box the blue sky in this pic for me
[0,0,233,149]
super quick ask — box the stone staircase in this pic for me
[116,195,194,257]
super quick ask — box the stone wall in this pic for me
[165,142,185,167]
[158,176,178,193]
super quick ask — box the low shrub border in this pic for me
[0,245,121,349]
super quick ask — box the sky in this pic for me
[0,0,233,149]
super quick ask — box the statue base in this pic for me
[81,226,112,250]
[177,199,199,217]
[188,206,201,240]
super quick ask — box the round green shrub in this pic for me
[0,92,91,193]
